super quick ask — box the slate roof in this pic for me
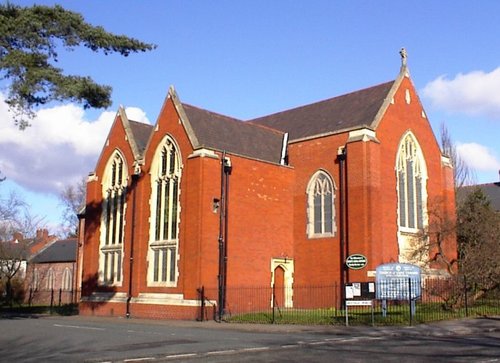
[129,120,153,154]
[481,182,500,211]
[30,239,77,264]
[182,103,285,164]
[122,79,397,164]
[249,81,395,141]
[458,182,500,212]
[0,242,29,260]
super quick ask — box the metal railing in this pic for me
[198,277,499,325]
[27,288,79,307]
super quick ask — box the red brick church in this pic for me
[80,52,456,319]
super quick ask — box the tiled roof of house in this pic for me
[182,104,285,164]
[248,81,395,141]
[30,239,77,264]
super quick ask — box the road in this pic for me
[0,315,499,362]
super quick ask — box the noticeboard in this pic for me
[345,282,375,300]
[375,263,421,300]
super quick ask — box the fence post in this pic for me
[335,282,339,318]
[50,289,54,312]
[272,283,276,324]
[463,275,469,318]
[198,286,205,322]
[59,288,62,306]
[408,278,413,326]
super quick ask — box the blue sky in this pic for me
[1,1,499,234]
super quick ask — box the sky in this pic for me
[1,1,500,234]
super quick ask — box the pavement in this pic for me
[51,314,500,338]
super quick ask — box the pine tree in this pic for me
[0,3,155,128]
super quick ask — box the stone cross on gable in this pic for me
[400,48,408,67]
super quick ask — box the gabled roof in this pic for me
[91,108,152,174]
[116,65,410,165]
[30,239,77,264]
[249,81,395,141]
[182,104,285,164]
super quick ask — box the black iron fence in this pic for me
[27,288,79,307]
[198,277,500,326]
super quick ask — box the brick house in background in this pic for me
[25,238,79,305]
[80,54,456,319]
[28,229,58,255]
[0,229,56,284]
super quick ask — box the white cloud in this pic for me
[457,142,500,172]
[124,107,150,124]
[0,94,151,195]
[422,67,500,120]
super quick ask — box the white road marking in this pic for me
[53,324,105,331]
[324,337,344,342]
[241,347,270,352]
[205,349,237,355]
[101,332,392,362]
[164,353,198,359]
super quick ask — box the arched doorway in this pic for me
[271,258,294,308]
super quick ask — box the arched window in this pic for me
[62,267,72,291]
[396,133,427,231]
[46,268,55,290]
[307,171,336,238]
[148,136,182,286]
[99,151,127,285]
[33,268,40,290]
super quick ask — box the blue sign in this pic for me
[375,263,421,300]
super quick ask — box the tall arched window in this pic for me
[307,171,336,238]
[46,268,55,290]
[62,267,72,291]
[99,151,127,285]
[33,268,40,291]
[148,136,182,286]
[396,133,427,231]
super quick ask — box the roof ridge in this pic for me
[182,103,243,123]
[182,103,284,135]
[246,121,285,135]
[248,80,395,141]
[128,119,153,127]
[462,182,500,187]
[29,238,58,260]
[248,80,395,122]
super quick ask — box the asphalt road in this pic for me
[0,314,499,362]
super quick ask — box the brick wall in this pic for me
[80,74,457,320]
